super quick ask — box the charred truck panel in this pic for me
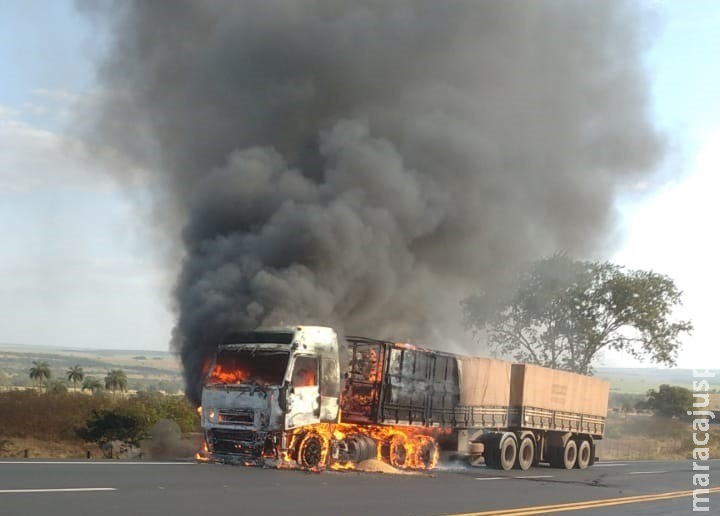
[341,337,459,427]
[199,325,609,471]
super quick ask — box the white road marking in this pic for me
[629,470,668,475]
[475,477,506,480]
[593,463,628,467]
[515,475,555,479]
[0,461,193,465]
[0,488,116,494]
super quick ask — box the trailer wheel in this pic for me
[388,435,408,469]
[514,436,534,471]
[498,436,517,471]
[561,439,577,469]
[345,434,377,465]
[412,436,439,470]
[297,432,327,470]
[575,439,591,469]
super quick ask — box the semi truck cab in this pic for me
[200,326,340,463]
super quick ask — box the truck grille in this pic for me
[208,429,260,457]
[218,408,254,425]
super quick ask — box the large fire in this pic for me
[280,422,442,472]
[199,340,447,473]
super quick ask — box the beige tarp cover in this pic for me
[510,364,609,417]
[458,357,512,406]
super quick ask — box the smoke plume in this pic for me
[82,1,664,403]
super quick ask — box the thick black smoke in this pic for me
[82,1,664,404]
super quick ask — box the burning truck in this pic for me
[199,325,609,471]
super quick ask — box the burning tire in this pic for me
[297,432,328,470]
[386,434,408,468]
[412,436,439,470]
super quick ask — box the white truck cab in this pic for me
[200,326,340,462]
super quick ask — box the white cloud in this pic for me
[614,129,720,368]
[0,111,175,350]
[0,111,112,192]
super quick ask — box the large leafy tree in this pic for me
[29,361,51,391]
[105,369,128,397]
[66,365,85,392]
[462,254,692,374]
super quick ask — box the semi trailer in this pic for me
[199,325,609,471]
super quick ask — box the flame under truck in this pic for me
[200,326,609,471]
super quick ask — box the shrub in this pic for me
[0,390,199,443]
[78,409,147,446]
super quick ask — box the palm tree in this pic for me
[29,361,51,392]
[66,365,84,392]
[104,369,128,397]
[81,376,103,394]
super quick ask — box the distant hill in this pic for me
[596,367,720,394]
[0,344,182,393]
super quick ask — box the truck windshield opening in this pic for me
[207,350,289,386]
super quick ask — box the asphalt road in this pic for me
[0,459,718,516]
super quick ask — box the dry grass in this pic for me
[0,437,92,459]
[597,413,720,460]
[0,390,199,459]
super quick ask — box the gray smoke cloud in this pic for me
[81,0,664,404]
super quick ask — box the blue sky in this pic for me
[0,1,718,368]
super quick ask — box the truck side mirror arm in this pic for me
[278,380,291,411]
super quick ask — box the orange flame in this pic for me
[195,440,210,462]
[294,368,316,387]
[209,364,250,384]
[283,422,443,472]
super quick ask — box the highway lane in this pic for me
[0,459,717,516]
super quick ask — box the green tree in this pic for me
[645,384,693,418]
[78,409,146,447]
[66,365,85,392]
[105,369,128,397]
[82,376,103,394]
[462,254,693,374]
[29,361,51,391]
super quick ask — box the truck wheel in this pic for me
[297,432,327,470]
[345,434,377,465]
[388,435,408,468]
[413,436,439,470]
[498,436,517,471]
[561,439,577,469]
[575,439,591,469]
[514,436,534,471]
